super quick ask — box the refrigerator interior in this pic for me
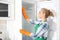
[22,1,36,40]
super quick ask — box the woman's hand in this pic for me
[22,6,29,20]
[20,29,31,36]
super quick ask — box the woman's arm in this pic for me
[20,29,37,39]
[22,6,38,24]
[22,6,30,22]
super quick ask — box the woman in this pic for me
[20,6,54,40]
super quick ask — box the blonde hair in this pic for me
[41,8,54,18]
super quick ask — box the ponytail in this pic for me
[41,8,54,18]
[48,10,54,17]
